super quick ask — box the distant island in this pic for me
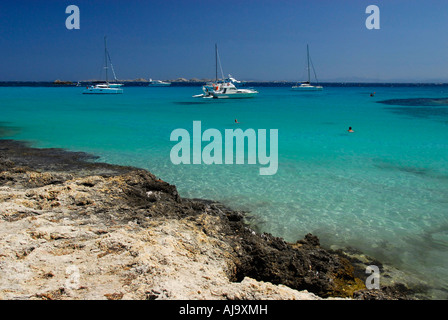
[79,78,216,83]
[53,79,74,85]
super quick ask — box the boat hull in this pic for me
[194,81,258,99]
[211,92,258,99]
[193,91,257,99]
[82,88,123,94]
[291,86,323,91]
[193,93,213,98]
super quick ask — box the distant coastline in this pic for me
[2,80,448,87]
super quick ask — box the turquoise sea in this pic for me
[1,84,448,298]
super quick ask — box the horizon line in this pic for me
[2,79,448,84]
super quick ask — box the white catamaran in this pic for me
[193,44,258,99]
[292,44,323,91]
[83,37,124,94]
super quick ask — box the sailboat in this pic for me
[83,37,124,94]
[292,44,323,91]
[193,44,258,99]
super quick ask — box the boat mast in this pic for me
[215,43,218,82]
[104,36,109,84]
[307,44,310,83]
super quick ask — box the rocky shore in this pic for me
[0,139,412,300]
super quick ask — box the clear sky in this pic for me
[1,0,448,82]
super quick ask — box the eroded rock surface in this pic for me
[0,140,410,300]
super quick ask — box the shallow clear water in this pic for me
[1,85,448,297]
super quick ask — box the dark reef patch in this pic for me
[377,98,448,120]
[0,139,133,176]
[384,106,448,119]
[373,159,448,181]
[377,97,448,107]
[0,122,21,138]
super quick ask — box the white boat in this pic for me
[292,81,322,91]
[83,83,123,94]
[292,44,323,91]
[193,44,258,99]
[148,78,171,86]
[83,37,123,94]
[195,80,258,99]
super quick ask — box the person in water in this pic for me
[235,119,239,124]
[348,127,354,132]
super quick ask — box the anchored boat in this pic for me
[83,37,124,94]
[195,79,258,99]
[148,78,171,87]
[193,44,258,99]
[292,44,323,91]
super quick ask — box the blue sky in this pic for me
[1,0,448,82]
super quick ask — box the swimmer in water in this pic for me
[348,127,354,133]
[235,119,239,124]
